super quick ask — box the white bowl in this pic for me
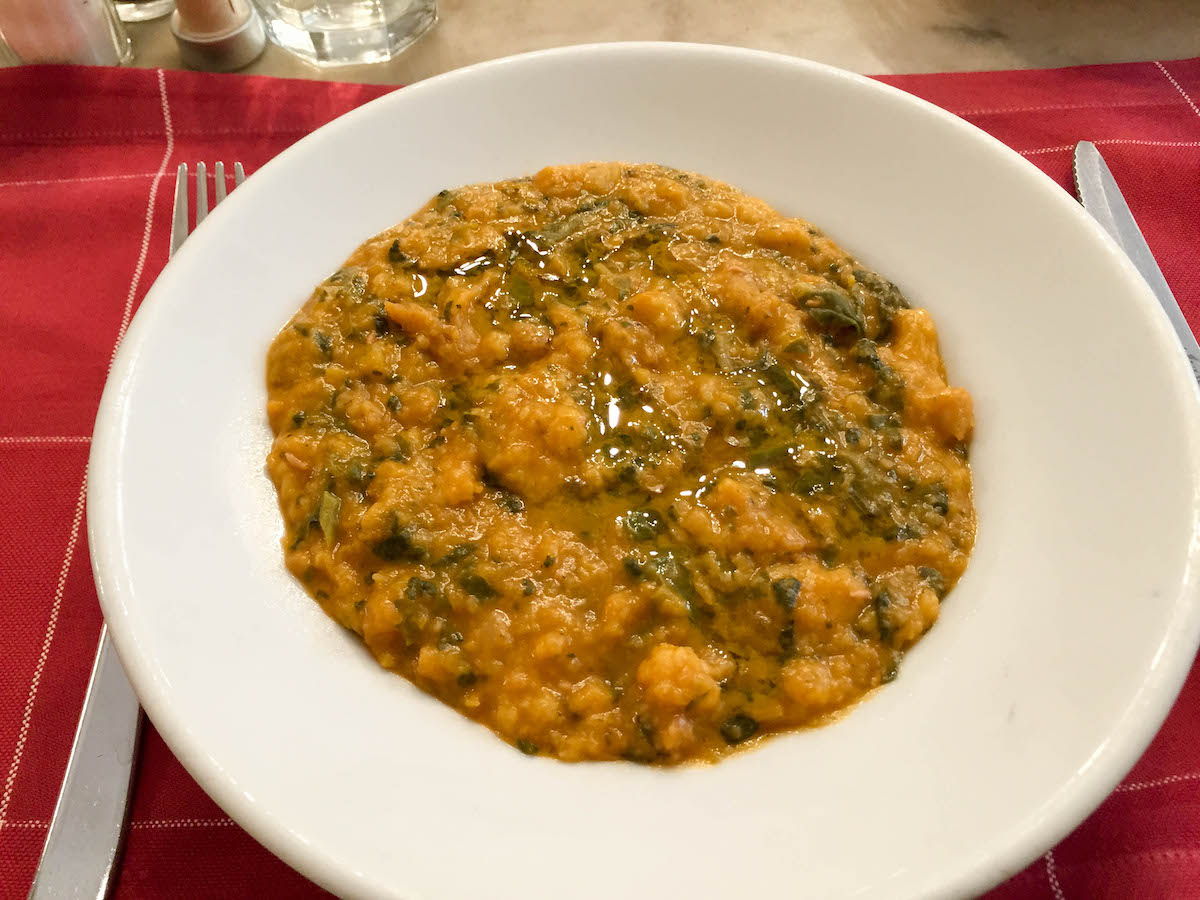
[89,43,1200,899]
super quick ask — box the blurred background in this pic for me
[3,0,1200,80]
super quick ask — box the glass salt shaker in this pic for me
[0,0,133,65]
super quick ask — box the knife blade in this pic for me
[1073,141,1200,383]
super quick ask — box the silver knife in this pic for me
[1073,141,1200,383]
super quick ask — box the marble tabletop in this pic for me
[124,0,1200,82]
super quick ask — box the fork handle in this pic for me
[28,625,142,900]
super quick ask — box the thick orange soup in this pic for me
[265,163,975,763]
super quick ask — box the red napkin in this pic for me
[1,57,1199,899]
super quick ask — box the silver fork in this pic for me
[28,161,245,900]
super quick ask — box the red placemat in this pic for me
[1,56,1199,899]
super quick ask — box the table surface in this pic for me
[123,0,1200,82]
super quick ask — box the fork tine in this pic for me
[214,162,227,204]
[170,163,188,259]
[234,162,245,186]
[194,161,208,226]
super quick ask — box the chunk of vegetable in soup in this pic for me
[265,163,975,764]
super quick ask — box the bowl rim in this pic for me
[87,40,1200,900]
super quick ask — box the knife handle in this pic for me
[27,626,142,900]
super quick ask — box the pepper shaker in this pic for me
[170,0,265,71]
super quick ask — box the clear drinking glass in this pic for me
[250,0,436,66]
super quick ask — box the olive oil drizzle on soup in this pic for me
[265,163,975,764]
